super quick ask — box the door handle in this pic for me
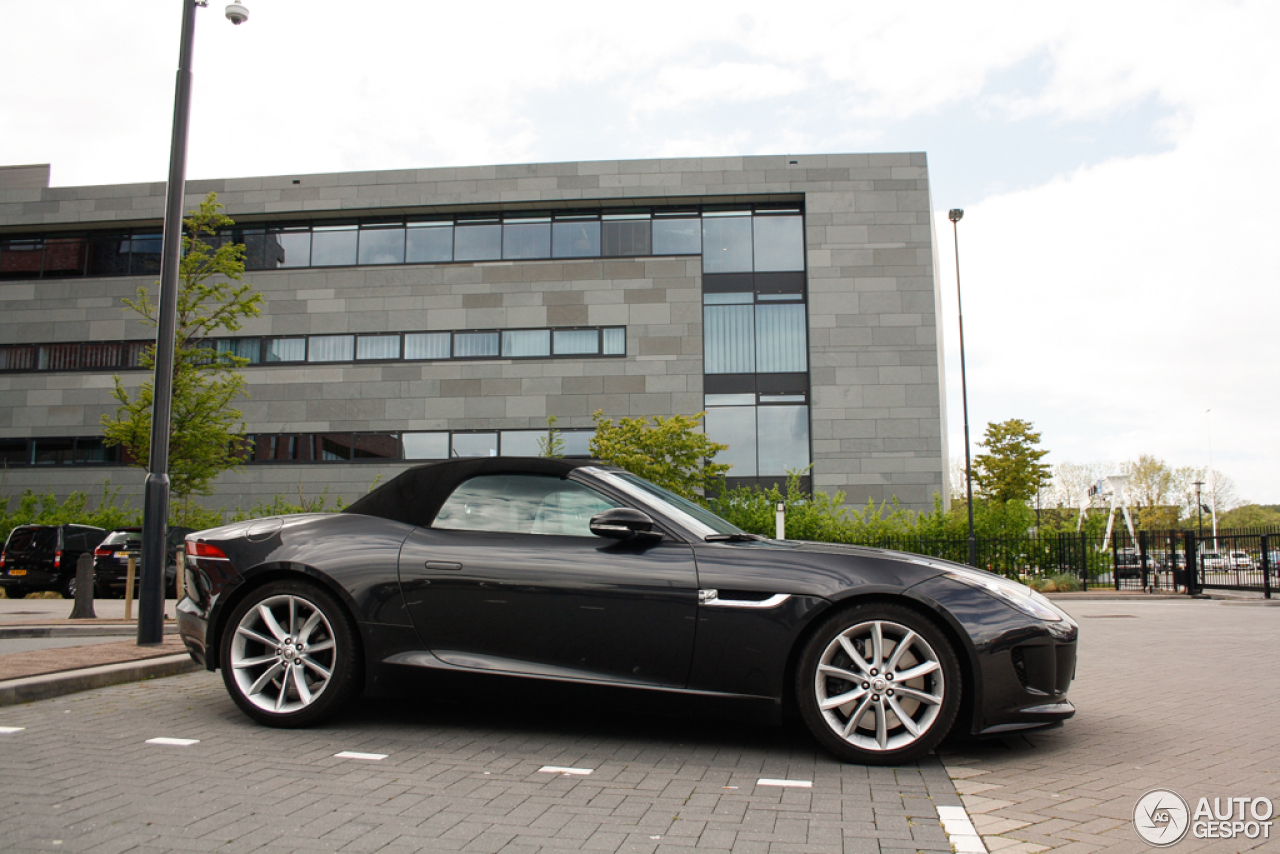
[424,560,463,571]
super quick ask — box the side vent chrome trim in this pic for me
[698,590,792,609]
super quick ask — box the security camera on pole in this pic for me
[138,1,249,645]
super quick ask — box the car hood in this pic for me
[690,536,967,601]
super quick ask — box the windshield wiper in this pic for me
[703,532,767,542]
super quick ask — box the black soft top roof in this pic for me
[342,457,595,529]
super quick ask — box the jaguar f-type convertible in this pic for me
[178,457,1077,764]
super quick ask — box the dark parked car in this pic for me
[179,458,1078,765]
[93,526,195,599]
[0,524,108,599]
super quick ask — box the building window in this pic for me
[356,335,400,360]
[502,216,552,260]
[357,224,406,265]
[405,221,453,263]
[0,204,803,278]
[704,394,810,478]
[704,293,807,374]
[752,213,805,272]
[404,332,451,360]
[454,219,502,262]
[552,216,601,258]
[701,211,753,274]
[453,331,500,358]
[601,213,651,256]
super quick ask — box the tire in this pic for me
[796,602,961,765]
[4,589,27,600]
[219,580,362,728]
[60,575,77,600]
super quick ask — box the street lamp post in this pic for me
[949,209,978,568]
[138,0,248,645]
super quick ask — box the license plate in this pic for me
[115,552,130,559]
[8,569,26,576]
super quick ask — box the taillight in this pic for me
[94,547,111,557]
[187,541,228,559]
[54,549,62,568]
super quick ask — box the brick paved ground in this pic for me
[3,598,1274,853]
[0,669,961,854]
[942,599,1280,854]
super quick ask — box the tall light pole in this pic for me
[139,0,249,646]
[949,208,978,568]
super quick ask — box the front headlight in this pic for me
[944,568,1064,622]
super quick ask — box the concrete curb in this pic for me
[0,624,179,639]
[0,654,201,707]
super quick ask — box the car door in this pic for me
[397,472,699,688]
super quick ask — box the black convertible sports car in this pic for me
[178,457,1077,764]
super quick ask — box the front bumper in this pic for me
[908,574,1079,736]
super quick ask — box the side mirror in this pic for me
[589,508,662,542]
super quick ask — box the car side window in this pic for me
[433,474,621,537]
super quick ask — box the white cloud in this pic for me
[4,0,1278,500]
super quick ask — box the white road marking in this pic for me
[937,804,988,854]
[145,737,199,746]
[0,726,26,734]
[538,765,593,775]
[757,778,813,788]
[334,751,387,760]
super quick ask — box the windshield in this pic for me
[5,527,57,552]
[586,468,745,538]
[102,531,142,548]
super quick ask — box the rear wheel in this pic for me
[219,580,362,727]
[4,589,27,600]
[796,603,961,765]
[60,575,77,600]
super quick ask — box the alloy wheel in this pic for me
[813,618,946,754]
[228,593,339,715]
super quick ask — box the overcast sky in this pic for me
[4,1,1277,505]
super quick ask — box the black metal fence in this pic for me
[864,527,1277,599]
[1189,532,1276,598]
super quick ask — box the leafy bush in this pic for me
[710,472,919,544]
[1026,572,1083,593]
[0,482,140,544]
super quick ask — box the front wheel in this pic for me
[796,603,961,765]
[219,580,363,728]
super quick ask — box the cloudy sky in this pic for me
[5,1,1277,504]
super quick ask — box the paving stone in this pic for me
[940,599,1280,853]
[0,667,963,853]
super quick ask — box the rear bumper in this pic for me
[176,597,210,668]
[0,569,63,592]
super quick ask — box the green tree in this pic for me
[537,416,565,459]
[1216,504,1280,530]
[100,193,264,524]
[972,418,1051,503]
[588,410,730,502]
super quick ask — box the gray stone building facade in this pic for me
[0,154,950,513]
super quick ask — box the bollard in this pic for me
[125,554,136,622]
[68,552,96,619]
[775,502,785,540]
[175,547,185,602]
